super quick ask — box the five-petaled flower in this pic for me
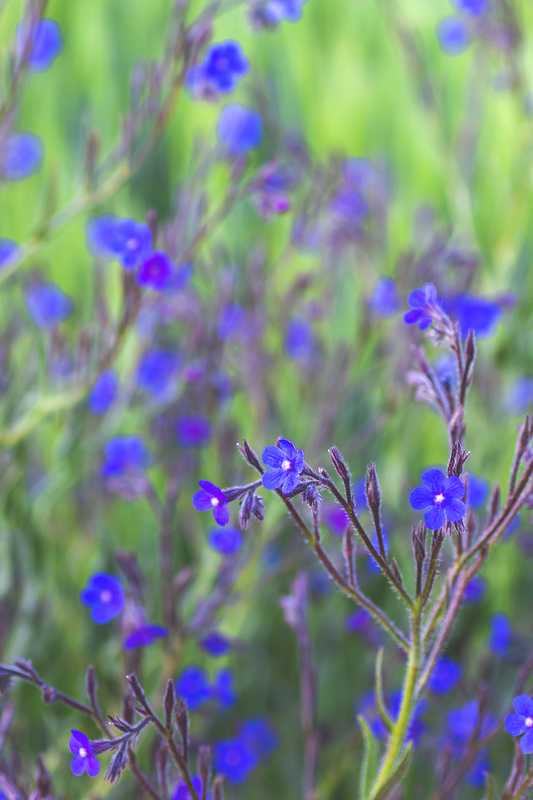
[193,481,230,525]
[505,696,533,754]
[409,468,465,530]
[80,573,124,624]
[262,438,304,494]
[69,730,100,777]
[403,283,440,331]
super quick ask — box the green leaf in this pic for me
[484,773,498,800]
[372,742,413,800]
[357,714,380,800]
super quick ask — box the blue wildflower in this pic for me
[136,350,179,398]
[137,251,173,290]
[322,504,350,536]
[80,573,124,624]
[447,700,497,747]
[467,751,490,787]
[172,776,209,800]
[0,239,20,269]
[214,738,257,783]
[176,415,211,447]
[262,438,304,493]
[409,468,466,530]
[26,282,72,329]
[508,378,533,414]
[86,216,152,270]
[438,18,470,54]
[284,319,315,360]
[489,613,511,655]
[18,19,62,71]
[101,436,150,477]
[209,526,243,556]
[466,474,489,508]
[193,481,230,526]
[454,0,488,15]
[250,0,308,27]
[69,730,100,777]
[218,105,262,155]
[124,624,168,649]
[175,666,210,711]
[187,41,248,99]
[444,294,501,338]
[369,277,400,317]
[88,371,118,415]
[505,696,533,754]
[429,657,462,695]
[200,631,231,657]
[464,575,485,603]
[218,303,246,339]
[403,284,440,330]
[346,609,373,634]
[2,132,42,179]
[212,669,236,709]
[239,719,278,759]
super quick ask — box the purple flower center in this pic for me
[281,458,291,471]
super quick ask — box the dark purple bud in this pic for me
[303,483,320,512]
[175,698,190,763]
[365,463,381,516]
[251,494,265,521]
[125,673,152,718]
[198,744,212,788]
[328,447,351,485]
[237,440,263,472]
[164,679,175,730]
[411,523,426,568]
[105,741,129,784]
[239,491,255,530]
[489,485,500,523]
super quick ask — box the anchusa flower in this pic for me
[208,526,243,555]
[175,666,211,711]
[17,19,63,71]
[101,436,150,478]
[466,474,489,508]
[88,371,118,415]
[489,613,511,656]
[87,215,152,270]
[505,696,533,754]
[464,575,486,603]
[446,700,497,747]
[123,624,168,649]
[455,0,488,15]
[438,18,470,54]
[250,0,308,28]
[176,415,211,447]
[172,776,208,800]
[193,481,230,525]
[217,104,263,155]
[429,657,462,695]
[1,132,43,180]
[239,718,278,759]
[80,573,124,623]
[212,668,237,709]
[403,284,440,330]
[443,293,502,338]
[200,631,231,657]
[186,41,248,99]
[262,438,305,493]
[284,319,315,360]
[214,737,257,783]
[25,282,72,329]
[136,350,179,398]
[0,239,20,269]
[409,468,466,530]
[137,251,174,290]
[69,730,100,777]
[369,277,400,317]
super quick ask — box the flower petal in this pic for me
[70,756,86,776]
[198,479,219,496]
[513,695,533,718]
[262,468,285,490]
[505,712,527,737]
[521,728,533,754]
[262,445,284,468]
[445,498,466,523]
[421,469,446,492]
[445,476,465,499]
[409,486,433,510]
[424,506,445,530]
[281,471,299,494]
[192,489,212,511]
[277,438,297,459]
[404,309,424,325]
[408,289,426,308]
[86,756,100,777]
[213,504,230,526]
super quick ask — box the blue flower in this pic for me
[346,609,373,634]
[26,282,72,329]
[251,0,307,27]
[467,751,490,787]
[218,105,262,155]
[2,132,42,180]
[124,624,168,649]
[454,0,488,16]
[176,415,211,447]
[193,481,230,526]
[443,294,501,338]
[429,657,461,695]
[463,575,485,603]
[284,319,315,360]
[447,700,497,746]
[137,251,174,290]
[186,41,248,98]
[218,303,246,339]
[101,436,150,477]
[239,719,278,759]
[80,573,124,624]
[200,631,231,657]
[136,350,179,398]
[438,18,470,54]
[0,239,20,269]
[369,277,400,317]
[508,378,533,414]
[18,19,63,71]
[323,504,350,536]
[214,738,257,783]
[209,526,243,556]
[69,730,100,777]
[403,284,440,330]
[505,696,533,754]
[175,666,210,711]
[86,216,152,270]
[490,613,511,655]
[262,438,304,493]
[172,776,209,800]
[466,474,489,508]
[409,469,466,530]
[212,669,236,709]
[88,371,118,415]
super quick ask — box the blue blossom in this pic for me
[69,730,100,777]
[212,668,236,709]
[443,294,501,338]
[101,436,150,477]
[0,239,20,269]
[507,378,533,414]
[172,776,209,800]
[454,0,488,15]
[186,42,248,99]
[369,277,400,317]
[175,666,210,711]
[438,18,470,54]
[26,282,72,329]
[409,468,466,530]
[262,438,304,493]
[466,474,489,508]
[124,624,168,649]
[464,575,485,603]
[322,504,350,536]
[136,350,179,398]
[2,132,42,180]
[86,216,152,270]
[209,526,243,556]
[284,319,315,360]
[137,251,174,290]
[218,105,262,155]
[176,415,211,447]
[250,0,308,27]
[467,751,490,787]
[218,303,246,339]
[80,573,124,623]
[214,738,257,783]
[505,696,533,754]
[251,162,292,217]
[346,609,373,634]
[193,481,230,526]
[446,700,497,746]
[239,718,278,759]
[403,284,440,330]
[429,657,462,695]
[88,371,118,415]
[489,613,511,655]
[200,631,231,657]
[18,19,63,71]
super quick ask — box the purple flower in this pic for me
[284,319,315,360]
[209,526,243,556]
[447,700,497,746]
[101,436,150,477]
[2,132,42,180]
[200,631,231,656]
[136,350,179,398]
[505,696,533,754]
[172,776,208,800]
[369,277,400,317]
[464,575,485,603]
[323,504,350,536]
[187,42,248,99]
[251,162,292,217]
[0,239,20,269]
[193,481,230,526]
[177,415,211,447]
[123,624,168,649]
[218,105,262,155]
[443,294,501,338]
[429,657,461,695]
[438,18,470,54]
[466,474,489,508]
[88,371,118,415]
[26,282,72,328]
[212,668,236,709]
[214,738,257,783]
[454,0,488,16]
[18,19,62,71]
[467,751,490,787]
[86,216,152,270]
[250,0,307,27]
[69,730,100,777]
[175,666,210,710]
[137,251,173,290]
[409,468,466,530]
[218,303,246,339]
[239,719,278,759]
[490,613,511,655]
[262,438,304,493]
[403,284,440,330]
[80,573,124,623]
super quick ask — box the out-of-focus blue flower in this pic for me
[124,624,168,649]
[239,718,278,759]
[464,575,485,603]
[252,162,292,217]
[193,481,230,526]
[285,319,315,360]
[466,474,489,508]
[218,105,262,155]
[490,613,511,655]
[444,294,501,338]
[80,573,124,624]
[346,608,372,634]
[369,277,400,317]
[186,41,248,99]
[359,692,426,745]
[69,730,100,777]
[467,751,490,787]
[262,438,305,493]
[137,251,173,290]
[218,303,246,339]
[434,355,459,390]
[409,468,466,530]
[172,776,209,800]
[250,0,308,27]
[429,657,462,695]
[505,695,533,754]
[214,738,257,783]
[101,436,150,477]
[86,216,152,270]
[454,0,488,16]
[212,669,236,709]
[507,378,533,414]
[504,514,521,540]
[403,284,440,330]
[367,527,389,574]
[446,700,497,746]
[200,631,231,656]
[209,526,243,556]
[175,666,210,711]
[88,371,118,415]
[18,19,62,71]
[438,18,470,54]
[2,132,42,179]
[26,282,72,329]
[176,415,211,447]
[0,239,20,269]
[136,350,179,398]
[322,504,350,536]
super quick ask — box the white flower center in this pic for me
[100,590,112,603]
[526,717,533,728]
[434,493,445,504]
[281,459,291,471]
[210,497,220,507]
[126,238,138,250]
[79,747,87,758]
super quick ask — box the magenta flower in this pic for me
[193,480,230,526]
[69,730,100,777]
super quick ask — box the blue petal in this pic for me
[421,469,446,492]
[505,712,527,737]
[513,695,533,718]
[277,438,297,459]
[446,476,465,499]
[213,504,230,526]
[404,309,424,325]
[193,490,212,511]
[409,486,433,510]
[281,471,299,494]
[262,445,284,468]
[445,498,465,523]
[262,469,285,490]
[521,728,533,754]
[425,506,445,530]
[408,289,426,308]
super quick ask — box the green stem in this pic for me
[369,608,422,799]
